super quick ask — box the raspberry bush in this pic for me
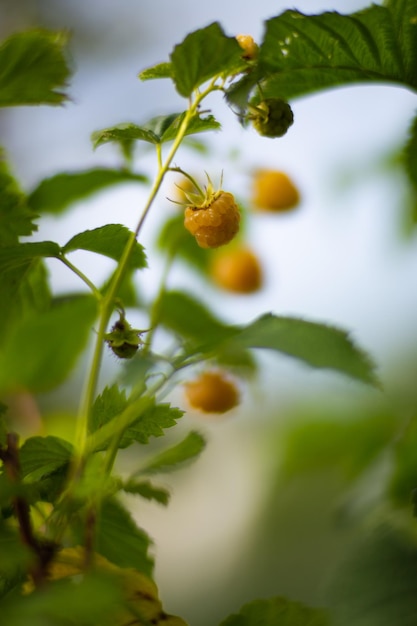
[0,1,417,625]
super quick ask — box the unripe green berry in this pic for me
[250,98,294,138]
[104,316,143,359]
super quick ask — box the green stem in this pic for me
[58,256,102,300]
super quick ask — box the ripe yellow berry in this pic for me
[184,371,239,414]
[252,169,300,211]
[210,246,262,293]
[184,191,240,248]
[236,34,259,60]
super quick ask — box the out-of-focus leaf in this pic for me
[94,498,153,577]
[170,22,243,97]
[219,596,329,625]
[28,168,148,215]
[19,435,72,481]
[326,527,417,626]
[0,30,71,107]
[63,225,147,270]
[126,402,184,445]
[0,295,98,393]
[156,212,211,272]
[0,153,37,244]
[388,414,417,506]
[0,241,60,270]
[404,114,417,222]
[138,61,173,81]
[137,431,206,475]
[122,479,170,506]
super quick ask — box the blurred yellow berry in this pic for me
[185,371,239,413]
[236,34,259,60]
[252,169,300,211]
[210,246,262,293]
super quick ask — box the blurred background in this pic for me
[1,1,417,624]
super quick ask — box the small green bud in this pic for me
[104,316,143,359]
[249,98,294,138]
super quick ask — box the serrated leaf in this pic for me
[139,61,173,81]
[0,241,60,270]
[326,527,417,626]
[138,431,206,475]
[0,295,98,393]
[92,123,159,149]
[63,224,147,270]
[159,112,221,142]
[0,152,37,245]
[158,290,235,347]
[94,498,153,576]
[90,384,128,440]
[122,479,170,506]
[170,22,243,97]
[19,435,72,482]
[126,402,184,445]
[219,314,378,386]
[0,29,71,107]
[28,168,148,215]
[219,596,329,626]
[258,3,417,101]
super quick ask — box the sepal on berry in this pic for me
[104,312,145,359]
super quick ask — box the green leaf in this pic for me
[156,212,211,272]
[138,431,206,475]
[170,22,243,97]
[126,402,184,445]
[220,314,378,386]
[219,596,329,626]
[90,384,128,440]
[388,414,417,507]
[28,168,148,215]
[122,479,170,506]
[95,498,153,576]
[92,123,159,149]
[159,112,221,141]
[258,3,417,101]
[404,114,417,222]
[326,527,417,626]
[0,295,98,393]
[0,29,71,107]
[0,241,60,270]
[0,152,37,245]
[63,225,147,270]
[138,61,173,81]
[19,435,72,481]
[158,290,235,347]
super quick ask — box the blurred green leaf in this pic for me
[0,30,71,107]
[63,225,147,270]
[94,498,153,576]
[19,435,72,482]
[281,412,396,482]
[0,241,60,270]
[92,123,159,148]
[28,168,148,215]
[326,527,417,626]
[388,414,417,507]
[170,22,243,97]
[139,61,173,81]
[157,212,211,272]
[122,479,170,506]
[158,290,234,347]
[126,402,184,445]
[0,153,37,244]
[90,384,129,449]
[100,269,142,308]
[220,314,378,386]
[0,295,98,393]
[0,523,31,599]
[137,431,206,475]
[257,1,417,103]
[404,114,417,222]
[219,596,329,625]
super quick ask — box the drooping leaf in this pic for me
[62,225,147,270]
[219,596,329,626]
[158,290,235,347]
[0,29,71,107]
[137,431,206,475]
[0,153,37,245]
[138,61,173,81]
[0,241,60,270]
[326,527,417,626]
[218,314,378,386]
[19,435,72,482]
[28,168,148,215]
[122,479,170,506]
[0,295,98,393]
[94,498,153,576]
[170,22,243,97]
[257,2,417,101]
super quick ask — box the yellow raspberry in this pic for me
[252,169,300,211]
[184,371,239,413]
[184,191,240,249]
[210,246,263,293]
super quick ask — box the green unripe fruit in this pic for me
[250,98,294,138]
[104,316,143,359]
